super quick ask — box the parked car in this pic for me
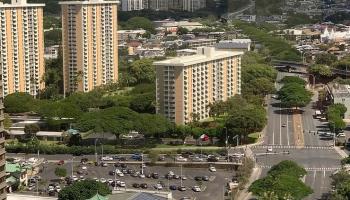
[169,185,177,190]
[207,156,218,162]
[140,183,148,189]
[119,181,126,187]
[194,176,202,181]
[192,186,201,192]
[132,183,140,188]
[176,156,188,162]
[178,186,187,191]
[202,176,209,181]
[154,184,163,190]
[152,173,159,179]
[57,160,64,165]
[209,166,216,172]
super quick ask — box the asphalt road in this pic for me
[254,72,342,200]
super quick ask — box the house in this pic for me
[44,45,60,60]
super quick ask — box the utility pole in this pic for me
[141,153,144,175]
[71,157,74,177]
[180,164,183,187]
[94,139,98,164]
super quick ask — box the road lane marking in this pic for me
[279,105,282,145]
[311,170,316,188]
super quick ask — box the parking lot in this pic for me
[28,160,236,200]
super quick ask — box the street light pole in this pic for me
[309,74,316,90]
[114,166,117,191]
[71,157,74,178]
[94,139,98,163]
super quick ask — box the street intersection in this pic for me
[252,72,343,200]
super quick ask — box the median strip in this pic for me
[293,111,304,147]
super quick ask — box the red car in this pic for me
[57,160,64,165]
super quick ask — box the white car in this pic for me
[267,146,273,152]
[55,186,61,192]
[209,166,217,172]
[272,94,278,99]
[100,178,107,183]
[139,174,145,178]
[168,171,175,176]
[119,181,126,187]
[107,179,114,184]
[117,172,124,177]
[101,156,113,161]
[176,156,188,162]
[192,186,201,192]
[81,166,87,170]
[338,133,346,137]
[154,184,163,190]
[72,175,78,181]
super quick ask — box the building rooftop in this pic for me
[59,0,119,5]
[330,84,350,98]
[154,47,243,67]
[215,39,252,49]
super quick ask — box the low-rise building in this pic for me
[215,39,252,52]
[135,47,165,58]
[176,49,197,56]
[153,20,204,32]
[326,83,350,119]
[118,30,146,43]
[154,47,243,124]
[184,38,217,49]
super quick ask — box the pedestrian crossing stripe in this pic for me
[252,145,334,150]
[258,165,340,171]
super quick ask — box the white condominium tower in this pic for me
[59,0,119,94]
[0,0,45,96]
[121,0,144,11]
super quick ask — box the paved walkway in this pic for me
[334,146,348,159]
[236,167,262,200]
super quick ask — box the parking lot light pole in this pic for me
[94,139,98,163]
[114,166,117,191]
[141,153,144,175]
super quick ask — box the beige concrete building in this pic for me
[0,0,45,96]
[0,30,5,199]
[182,0,206,12]
[154,47,243,124]
[60,0,119,94]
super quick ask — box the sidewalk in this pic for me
[334,146,348,159]
[236,167,262,200]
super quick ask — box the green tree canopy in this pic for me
[327,103,347,131]
[309,64,333,77]
[124,17,155,33]
[278,83,312,108]
[4,92,36,113]
[315,53,337,65]
[127,59,156,85]
[177,27,189,35]
[55,167,67,178]
[280,76,306,85]
[249,160,313,200]
[58,180,111,200]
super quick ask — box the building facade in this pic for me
[0,0,45,96]
[121,0,144,11]
[0,20,5,197]
[182,0,206,12]
[60,0,119,94]
[154,47,243,124]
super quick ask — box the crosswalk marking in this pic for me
[252,145,334,150]
[257,165,340,171]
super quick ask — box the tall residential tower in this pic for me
[60,0,119,94]
[0,0,45,96]
[154,47,243,124]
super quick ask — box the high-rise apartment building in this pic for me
[0,80,5,200]
[154,47,243,124]
[0,0,45,96]
[183,0,206,12]
[121,0,144,11]
[59,0,119,94]
[148,0,169,10]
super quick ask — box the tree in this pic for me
[129,93,155,113]
[128,59,155,85]
[315,53,337,65]
[44,29,62,47]
[58,180,111,200]
[177,27,189,35]
[280,76,306,86]
[138,114,172,138]
[4,114,12,130]
[245,77,276,96]
[278,83,312,109]
[24,124,40,138]
[55,167,67,179]
[330,170,350,199]
[4,92,36,113]
[125,17,155,33]
[225,104,267,143]
[173,125,192,143]
[249,160,313,200]
[327,103,347,131]
[309,64,333,77]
